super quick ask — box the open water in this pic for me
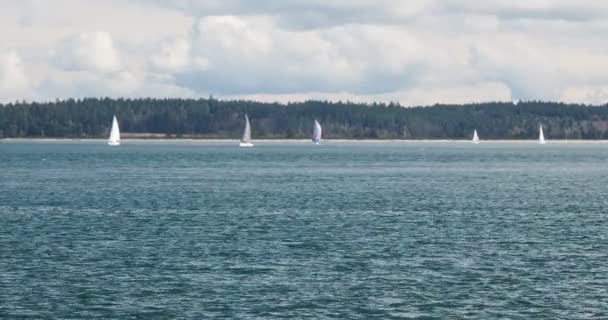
[1,141,607,319]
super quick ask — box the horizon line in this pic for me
[1,97,605,108]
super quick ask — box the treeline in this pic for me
[1,98,608,139]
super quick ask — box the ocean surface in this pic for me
[1,140,607,319]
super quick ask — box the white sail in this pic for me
[239,114,253,147]
[539,125,546,144]
[108,115,120,146]
[472,129,479,144]
[313,120,322,144]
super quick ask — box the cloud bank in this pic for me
[1,0,608,105]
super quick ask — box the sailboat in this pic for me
[472,129,479,144]
[239,114,254,147]
[539,124,546,144]
[312,120,322,144]
[108,115,120,146]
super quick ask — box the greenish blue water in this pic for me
[1,141,608,319]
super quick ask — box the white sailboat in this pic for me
[539,124,546,144]
[239,114,254,147]
[472,129,479,144]
[312,120,322,144]
[108,115,120,146]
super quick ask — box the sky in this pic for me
[1,0,608,105]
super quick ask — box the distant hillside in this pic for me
[1,98,608,139]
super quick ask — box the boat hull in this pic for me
[108,141,120,146]
[239,142,254,148]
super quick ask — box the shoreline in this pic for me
[3,138,608,143]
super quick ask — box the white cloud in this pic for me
[151,37,193,72]
[0,0,193,47]
[105,71,141,94]
[561,85,608,105]
[34,70,197,101]
[397,82,513,106]
[176,15,362,94]
[51,31,121,73]
[0,51,29,100]
[2,0,608,105]
[225,81,512,106]
[193,16,274,65]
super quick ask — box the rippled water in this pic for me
[1,140,608,319]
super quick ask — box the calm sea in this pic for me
[1,141,607,319]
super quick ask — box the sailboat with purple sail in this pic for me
[312,120,322,145]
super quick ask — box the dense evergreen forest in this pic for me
[1,98,608,139]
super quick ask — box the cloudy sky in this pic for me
[1,0,608,105]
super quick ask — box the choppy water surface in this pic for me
[1,141,608,319]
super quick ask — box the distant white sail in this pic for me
[539,124,546,144]
[472,129,479,144]
[239,114,254,147]
[108,115,120,146]
[313,120,322,144]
